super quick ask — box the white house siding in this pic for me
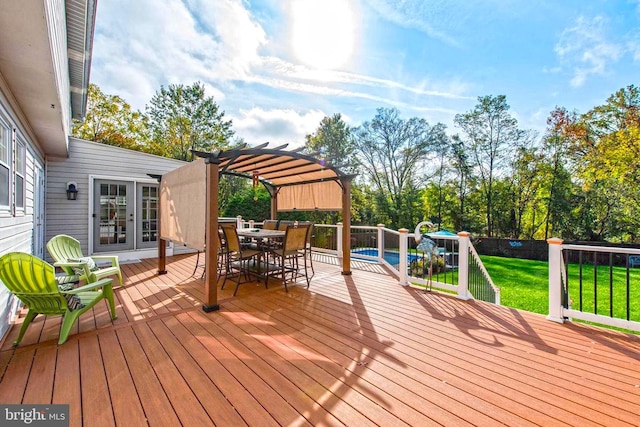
[45,138,190,260]
[0,94,46,340]
[46,0,72,137]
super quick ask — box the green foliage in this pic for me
[221,186,270,220]
[304,113,357,173]
[72,84,149,150]
[454,95,530,237]
[146,82,234,161]
[352,107,448,229]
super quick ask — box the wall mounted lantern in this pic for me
[66,181,78,201]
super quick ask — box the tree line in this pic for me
[73,83,640,243]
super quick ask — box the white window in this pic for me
[14,138,25,210]
[0,121,9,209]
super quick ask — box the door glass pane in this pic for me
[99,184,129,246]
[140,185,158,242]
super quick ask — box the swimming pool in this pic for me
[351,248,421,266]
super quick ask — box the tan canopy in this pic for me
[157,143,355,311]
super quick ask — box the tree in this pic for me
[558,86,640,241]
[304,114,356,172]
[351,108,447,228]
[541,107,578,239]
[454,95,527,237]
[72,84,149,150]
[507,141,544,238]
[448,135,474,232]
[146,82,234,161]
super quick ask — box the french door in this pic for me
[93,180,134,252]
[93,179,160,254]
[136,184,159,249]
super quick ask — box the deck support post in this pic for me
[340,177,353,275]
[203,158,220,312]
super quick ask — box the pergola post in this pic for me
[155,174,167,275]
[271,189,278,220]
[203,158,220,312]
[341,178,352,275]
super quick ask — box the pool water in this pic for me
[351,248,421,266]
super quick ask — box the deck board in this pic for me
[0,253,639,426]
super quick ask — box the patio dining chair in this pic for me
[192,231,226,279]
[0,252,117,346]
[47,234,123,286]
[219,223,261,296]
[266,223,311,292]
[262,219,278,230]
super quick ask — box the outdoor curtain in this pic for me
[159,158,206,251]
[277,181,342,211]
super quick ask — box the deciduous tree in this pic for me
[352,107,447,228]
[72,84,148,150]
[454,95,528,237]
[146,82,234,161]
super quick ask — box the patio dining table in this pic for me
[236,228,285,280]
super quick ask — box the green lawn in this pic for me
[480,255,640,323]
[479,255,549,315]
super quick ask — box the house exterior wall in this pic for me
[0,86,46,341]
[45,138,190,261]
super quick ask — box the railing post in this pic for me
[249,219,255,228]
[457,231,471,300]
[547,237,565,323]
[337,222,343,257]
[398,228,409,286]
[377,224,385,264]
[236,215,243,229]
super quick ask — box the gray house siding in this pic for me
[45,138,189,260]
[0,93,46,340]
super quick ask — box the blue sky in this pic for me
[91,0,640,148]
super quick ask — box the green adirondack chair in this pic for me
[46,234,123,285]
[0,252,117,346]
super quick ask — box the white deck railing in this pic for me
[241,218,499,304]
[548,238,640,332]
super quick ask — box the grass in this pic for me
[480,254,640,325]
[479,255,549,315]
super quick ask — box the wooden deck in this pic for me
[0,253,639,426]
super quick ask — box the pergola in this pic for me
[156,143,355,311]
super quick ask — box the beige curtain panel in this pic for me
[159,158,206,251]
[277,181,342,211]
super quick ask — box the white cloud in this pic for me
[92,0,265,109]
[90,0,473,143]
[230,108,327,148]
[554,16,622,87]
[366,0,459,46]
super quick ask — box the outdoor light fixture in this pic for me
[66,181,78,200]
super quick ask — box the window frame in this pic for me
[14,136,25,213]
[0,118,10,212]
